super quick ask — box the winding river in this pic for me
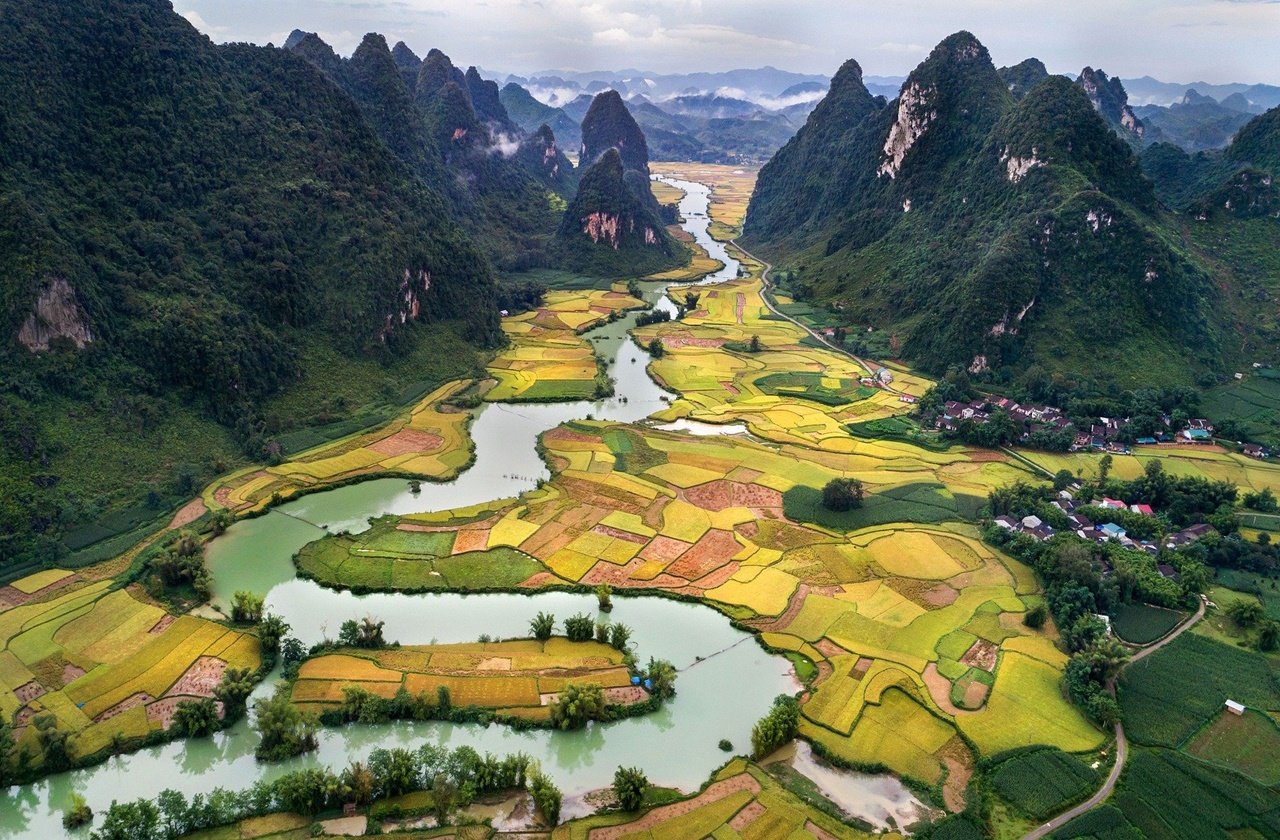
[0,177,928,837]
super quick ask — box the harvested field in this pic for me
[203,379,475,515]
[291,638,641,714]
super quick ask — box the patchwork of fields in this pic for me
[1118,629,1280,786]
[635,276,938,451]
[292,638,636,721]
[205,380,476,515]
[0,574,259,766]
[296,420,1101,802]
[553,758,881,840]
[486,286,645,402]
[1023,444,1280,495]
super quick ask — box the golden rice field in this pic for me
[553,757,886,840]
[291,638,632,720]
[486,286,645,402]
[204,379,476,515]
[0,582,260,765]
[304,420,1099,797]
[645,226,725,283]
[1023,445,1280,495]
[634,276,935,452]
[650,162,758,239]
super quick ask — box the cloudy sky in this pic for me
[181,0,1280,84]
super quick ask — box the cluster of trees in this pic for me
[149,530,211,601]
[613,765,649,811]
[750,694,800,758]
[821,478,865,512]
[1224,600,1280,651]
[87,743,561,839]
[529,612,634,652]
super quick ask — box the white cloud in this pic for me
[182,10,227,37]
[180,0,1280,85]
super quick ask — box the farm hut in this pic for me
[1225,700,1246,716]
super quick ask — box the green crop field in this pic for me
[990,748,1100,820]
[1119,633,1280,748]
[1055,749,1280,840]
[1184,709,1280,785]
[1111,603,1184,645]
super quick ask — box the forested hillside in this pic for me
[0,0,504,571]
[745,32,1237,389]
[286,34,576,271]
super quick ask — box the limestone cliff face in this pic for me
[17,278,92,352]
[555,147,676,273]
[1077,67,1145,144]
[878,82,938,179]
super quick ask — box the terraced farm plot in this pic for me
[650,163,758,238]
[0,584,259,764]
[486,286,644,402]
[1023,445,1280,495]
[552,758,875,840]
[1185,708,1280,785]
[989,748,1100,821]
[1065,748,1280,840]
[291,638,633,716]
[290,420,1097,805]
[1111,603,1184,644]
[205,379,475,515]
[634,276,939,452]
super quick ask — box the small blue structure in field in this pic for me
[643,679,653,690]
[631,676,641,686]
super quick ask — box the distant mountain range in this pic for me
[487,65,1279,160]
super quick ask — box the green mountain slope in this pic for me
[556,92,681,275]
[0,0,502,569]
[287,35,572,271]
[555,149,678,275]
[744,32,1226,388]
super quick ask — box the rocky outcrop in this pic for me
[1077,67,1145,143]
[878,82,937,179]
[17,278,92,352]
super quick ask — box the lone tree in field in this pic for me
[613,765,648,811]
[821,477,864,512]
[647,337,664,358]
[749,334,761,352]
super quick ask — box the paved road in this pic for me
[1022,598,1206,840]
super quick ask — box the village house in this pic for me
[1243,443,1270,459]
[1165,523,1215,549]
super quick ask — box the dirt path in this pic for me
[1022,598,1205,840]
